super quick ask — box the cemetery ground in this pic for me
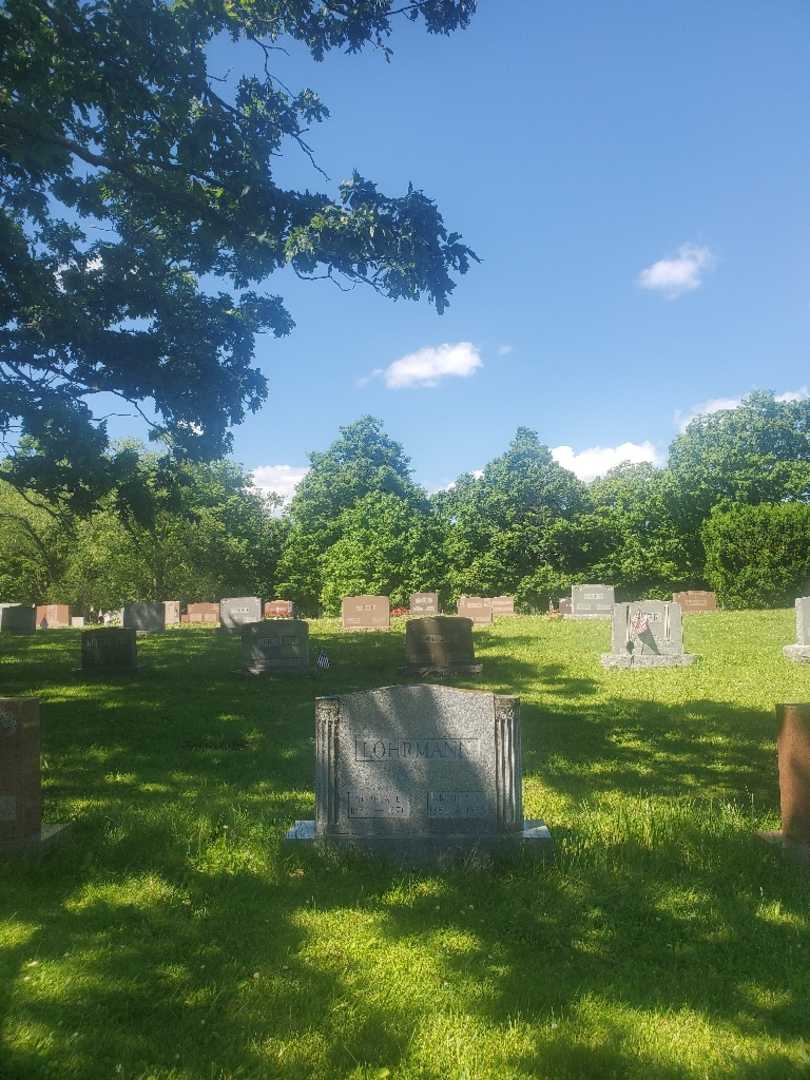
[2,614,810,1080]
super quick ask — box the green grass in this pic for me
[2,612,810,1080]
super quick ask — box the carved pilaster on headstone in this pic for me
[494,695,522,831]
[315,698,341,830]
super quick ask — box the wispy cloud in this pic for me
[497,344,513,356]
[252,465,309,501]
[638,243,714,299]
[675,387,809,432]
[552,442,661,482]
[360,342,483,390]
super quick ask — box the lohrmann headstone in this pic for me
[410,592,440,616]
[284,685,553,861]
[264,599,295,619]
[569,585,614,619]
[122,602,166,633]
[0,605,36,634]
[163,600,181,625]
[35,604,71,630]
[602,601,696,668]
[672,590,718,614]
[81,628,138,673]
[404,616,481,675]
[484,596,516,616]
[783,597,810,662]
[0,697,70,855]
[456,597,493,625]
[182,602,220,624]
[240,619,309,674]
[558,598,572,616]
[341,595,390,630]
[219,596,262,632]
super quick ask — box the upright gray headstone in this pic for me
[485,596,516,616]
[285,685,552,861]
[241,619,309,674]
[122,602,166,633]
[0,605,36,634]
[341,595,390,630]
[456,597,493,625]
[602,600,696,668]
[569,585,614,619]
[81,628,138,673]
[404,616,480,675]
[220,596,262,632]
[784,597,810,662]
[410,592,440,616]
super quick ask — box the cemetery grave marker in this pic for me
[0,605,36,634]
[783,597,810,663]
[70,616,85,627]
[35,604,71,629]
[285,684,553,861]
[341,595,390,630]
[220,596,262,632]
[410,592,440,616]
[164,600,181,625]
[757,703,810,862]
[182,602,220,625]
[602,600,696,668]
[456,597,493,625]
[122,602,166,633]
[404,616,481,676]
[558,597,572,616]
[485,596,516,616]
[240,619,309,674]
[672,590,718,614]
[81,628,138,673]
[569,584,614,619]
[264,599,295,618]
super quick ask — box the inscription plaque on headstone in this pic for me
[220,596,262,632]
[602,601,696,668]
[0,605,36,634]
[182,602,220,625]
[783,597,810,662]
[341,595,390,630]
[35,604,71,630]
[569,585,614,619]
[122,602,166,633]
[284,685,553,860]
[485,596,516,616]
[456,597,493,625]
[163,600,181,625]
[672,590,718,614]
[264,599,295,619]
[410,592,440,616]
[240,619,309,674]
[404,616,481,675]
[81,628,138,673]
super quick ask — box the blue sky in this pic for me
[114,2,810,497]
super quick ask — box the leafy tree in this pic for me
[0,478,72,600]
[0,0,477,509]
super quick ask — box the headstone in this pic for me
[264,599,295,619]
[558,598,572,616]
[70,616,85,628]
[163,600,181,625]
[757,703,810,862]
[341,595,390,630]
[485,596,516,616]
[456,597,493,625]
[0,604,36,634]
[240,619,309,674]
[410,592,440,616]
[602,601,696,668]
[35,604,71,629]
[783,597,810,662]
[569,585,614,619]
[122,602,166,633]
[219,596,262,632]
[0,697,70,855]
[182,602,220,625]
[404,616,481,675]
[81,628,138,673]
[672,590,718,614]
[285,685,552,861]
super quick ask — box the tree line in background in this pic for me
[2,391,810,614]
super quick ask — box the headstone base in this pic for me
[401,663,483,677]
[564,613,612,620]
[283,819,554,863]
[0,823,72,858]
[600,653,697,669]
[756,830,810,865]
[783,645,810,663]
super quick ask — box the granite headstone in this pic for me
[783,597,810,662]
[341,595,390,630]
[672,590,718,614]
[569,585,614,619]
[220,596,262,632]
[456,597,493,625]
[404,616,481,675]
[163,600,181,625]
[410,592,440,616]
[182,602,220,624]
[35,604,71,630]
[602,600,696,668]
[81,628,138,673]
[0,605,36,634]
[264,599,295,618]
[485,596,516,616]
[558,598,572,616]
[241,619,309,674]
[122,602,166,633]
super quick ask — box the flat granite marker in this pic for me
[602,600,697,668]
[241,619,309,674]
[672,590,718,614]
[220,596,262,632]
[285,685,552,861]
[35,604,71,629]
[122,602,166,633]
[81,628,138,673]
[0,605,36,634]
[404,616,481,676]
[456,597,493,625]
[264,599,295,618]
[410,592,440,616]
[568,584,614,619]
[0,698,71,856]
[783,598,810,662]
[342,595,390,630]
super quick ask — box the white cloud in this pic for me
[252,465,309,501]
[638,243,714,299]
[776,386,809,403]
[552,442,661,482]
[361,342,482,390]
[675,387,810,432]
[497,344,513,356]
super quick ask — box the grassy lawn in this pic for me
[2,612,810,1080]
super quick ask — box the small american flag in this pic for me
[630,610,650,637]
[316,649,330,670]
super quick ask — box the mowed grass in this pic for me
[2,612,810,1080]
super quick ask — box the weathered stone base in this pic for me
[601,652,697,669]
[564,614,612,620]
[283,819,554,863]
[0,823,72,858]
[400,663,483,677]
[756,830,810,864]
[783,645,810,663]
